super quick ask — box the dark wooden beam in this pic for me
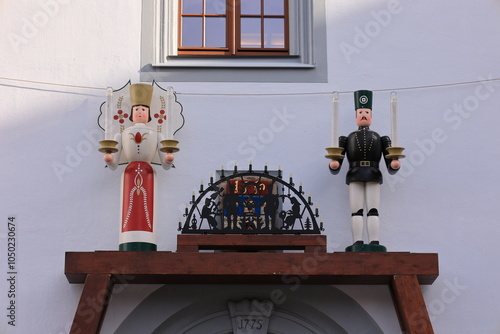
[65,251,438,285]
[176,234,327,252]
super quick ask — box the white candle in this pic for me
[166,86,175,140]
[104,87,113,140]
[331,92,340,147]
[390,91,399,147]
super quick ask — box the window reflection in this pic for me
[182,17,203,47]
[264,18,284,48]
[183,0,203,14]
[206,0,225,15]
[264,0,284,15]
[241,0,261,15]
[206,17,226,47]
[241,18,261,48]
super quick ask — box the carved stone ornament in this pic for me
[228,299,274,334]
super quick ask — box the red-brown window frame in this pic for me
[178,0,289,56]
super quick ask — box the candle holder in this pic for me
[324,147,344,160]
[159,139,180,153]
[385,146,406,159]
[98,139,119,153]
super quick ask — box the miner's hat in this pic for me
[130,83,153,107]
[354,90,373,110]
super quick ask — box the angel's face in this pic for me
[132,105,150,124]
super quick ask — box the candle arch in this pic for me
[180,165,323,235]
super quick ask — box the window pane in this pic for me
[240,17,261,48]
[205,17,226,47]
[264,0,284,15]
[182,17,203,47]
[205,0,225,15]
[182,0,203,14]
[241,0,261,15]
[264,18,284,48]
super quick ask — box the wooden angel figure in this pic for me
[98,82,184,251]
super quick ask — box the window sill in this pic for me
[152,56,315,69]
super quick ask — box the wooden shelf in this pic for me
[65,235,438,333]
[176,234,328,252]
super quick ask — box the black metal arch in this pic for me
[180,166,323,234]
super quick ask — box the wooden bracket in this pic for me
[65,235,438,334]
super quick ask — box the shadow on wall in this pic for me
[115,285,383,334]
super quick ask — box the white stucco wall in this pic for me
[1,0,499,333]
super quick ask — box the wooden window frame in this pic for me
[178,0,289,56]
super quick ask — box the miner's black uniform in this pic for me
[329,126,398,183]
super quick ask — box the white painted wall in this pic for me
[1,0,499,333]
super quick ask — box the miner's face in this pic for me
[356,108,372,127]
[132,105,150,124]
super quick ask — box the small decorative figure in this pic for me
[243,196,257,229]
[281,197,301,230]
[99,83,183,251]
[201,198,219,230]
[328,90,404,252]
[261,193,279,229]
[223,184,240,229]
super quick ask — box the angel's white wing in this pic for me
[98,81,133,139]
[151,81,185,138]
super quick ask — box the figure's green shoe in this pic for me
[345,241,387,252]
[119,242,157,251]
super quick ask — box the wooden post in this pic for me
[390,275,434,334]
[70,274,114,334]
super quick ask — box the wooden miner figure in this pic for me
[329,90,401,252]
